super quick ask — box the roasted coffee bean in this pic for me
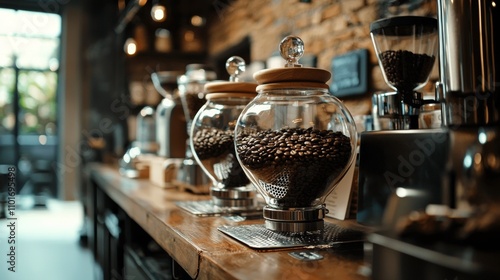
[236,127,352,207]
[193,128,234,159]
[380,50,435,90]
[193,127,249,188]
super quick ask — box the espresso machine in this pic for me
[364,1,500,278]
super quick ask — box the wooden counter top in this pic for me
[89,163,370,280]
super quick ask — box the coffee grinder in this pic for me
[370,16,438,130]
[358,15,445,227]
[366,1,500,278]
[151,71,186,159]
[362,1,499,223]
[357,16,442,226]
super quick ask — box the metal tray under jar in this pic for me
[218,222,365,250]
[176,200,263,217]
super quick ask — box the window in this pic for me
[0,8,61,135]
[0,8,61,203]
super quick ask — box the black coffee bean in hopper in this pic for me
[380,50,435,90]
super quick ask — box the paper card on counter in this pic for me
[325,159,356,220]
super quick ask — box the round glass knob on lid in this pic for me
[235,36,358,232]
[254,36,331,87]
[190,56,258,208]
[280,35,304,67]
[226,55,246,82]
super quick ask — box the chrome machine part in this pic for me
[438,0,500,210]
[438,0,499,126]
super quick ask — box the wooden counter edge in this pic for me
[87,163,373,280]
[88,163,203,278]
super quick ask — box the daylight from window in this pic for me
[0,8,61,135]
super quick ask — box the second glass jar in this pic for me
[190,70,258,208]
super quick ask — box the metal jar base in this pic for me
[263,205,328,232]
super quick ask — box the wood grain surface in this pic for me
[89,163,370,280]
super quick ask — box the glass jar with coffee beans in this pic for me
[234,36,358,232]
[190,56,259,208]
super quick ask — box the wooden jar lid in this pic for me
[204,81,257,100]
[206,92,257,100]
[253,67,331,85]
[254,67,331,91]
[204,81,257,94]
[256,81,330,92]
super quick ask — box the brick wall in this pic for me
[207,0,437,116]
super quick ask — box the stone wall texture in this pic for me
[207,0,437,116]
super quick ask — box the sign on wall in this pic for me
[330,49,369,98]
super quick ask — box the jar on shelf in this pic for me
[190,56,259,208]
[234,36,358,232]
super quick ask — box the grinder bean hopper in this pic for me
[370,16,438,129]
[219,36,365,249]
